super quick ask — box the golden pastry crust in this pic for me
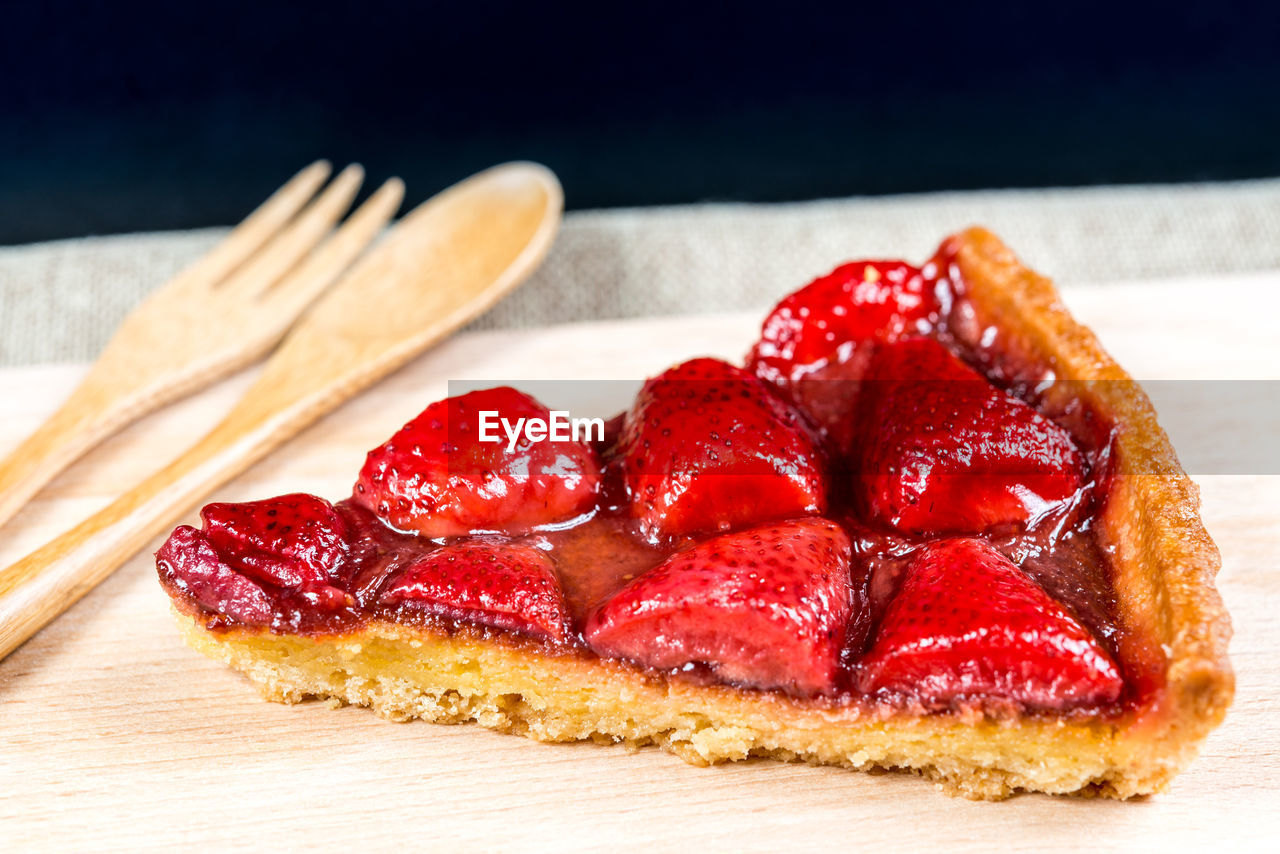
[174,608,1148,800]
[171,228,1233,799]
[943,226,1234,780]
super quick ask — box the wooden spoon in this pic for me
[0,161,562,660]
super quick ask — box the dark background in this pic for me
[2,0,1278,246]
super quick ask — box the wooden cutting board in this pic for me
[2,274,1278,851]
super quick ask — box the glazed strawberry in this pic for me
[584,518,853,696]
[156,526,276,625]
[748,260,937,388]
[379,542,570,642]
[332,499,430,606]
[354,387,601,538]
[853,337,1086,534]
[857,538,1123,709]
[155,493,353,622]
[619,358,827,540]
[202,494,350,595]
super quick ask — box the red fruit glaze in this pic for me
[353,387,601,538]
[202,494,348,592]
[156,494,353,623]
[157,526,277,625]
[619,358,828,541]
[857,538,1123,710]
[157,243,1133,714]
[748,260,936,388]
[380,542,571,643]
[853,337,1086,535]
[584,518,852,696]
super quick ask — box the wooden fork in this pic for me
[0,163,405,530]
[0,162,561,660]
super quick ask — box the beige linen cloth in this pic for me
[2,179,1279,367]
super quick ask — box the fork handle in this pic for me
[0,336,235,531]
[0,363,138,529]
[0,401,280,660]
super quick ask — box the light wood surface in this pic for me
[0,162,561,661]
[1,273,1277,851]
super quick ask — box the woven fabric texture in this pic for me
[2,178,1278,366]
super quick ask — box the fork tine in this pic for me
[260,177,406,316]
[173,160,332,291]
[217,164,365,299]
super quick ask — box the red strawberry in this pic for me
[202,494,349,594]
[748,260,937,388]
[332,499,428,607]
[156,493,353,622]
[853,337,1085,534]
[619,358,828,541]
[379,542,570,642]
[353,387,601,538]
[584,518,853,696]
[784,350,878,456]
[156,526,276,625]
[857,538,1123,710]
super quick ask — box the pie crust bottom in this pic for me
[176,611,1196,800]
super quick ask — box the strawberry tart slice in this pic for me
[156,228,1232,799]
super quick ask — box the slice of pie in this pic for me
[155,228,1233,799]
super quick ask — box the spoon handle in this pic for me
[0,300,423,660]
[0,400,282,659]
[0,328,251,531]
[0,360,138,532]
[0,161,562,662]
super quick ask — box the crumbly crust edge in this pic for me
[946,226,1234,769]
[177,609,1164,800]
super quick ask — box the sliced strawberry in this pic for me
[785,350,878,456]
[379,542,570,642]
[857,538,1123,710]
[584,518,853,696]
[332,499,428,607]
[852,337,1086,534]
[619,358,828,540]
[748,260,937,388]
[156,526,276,625]
[201,494,349,592]
[156,493,353,622]
[353,387,601,538]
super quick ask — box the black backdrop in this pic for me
[2,0,1279,245]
